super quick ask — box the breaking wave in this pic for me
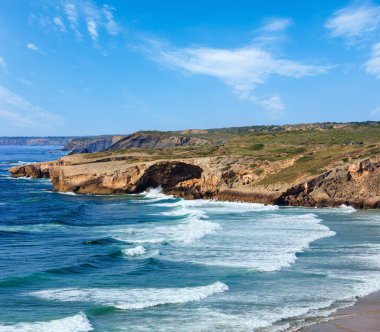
[0,312,92,332]
[157,198,279,212]
[30,282,229,310]
[163,213,336,272]
[123,245,146,256]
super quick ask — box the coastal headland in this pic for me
[9,122,380,208]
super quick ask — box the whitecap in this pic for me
[113,201,219,244]
[1,161,36,166]
[163,213,335,272]
[30,282,229,310]
[0,312,92,332]
[123,245,146,256]
[156,198,279,212]
[0,223,63,233]
[338,204,356,213]
[5,176,34,181]
[160,206,208,219]
[114,217,220,244]
[53,191,78,196]
[139,187,174,202]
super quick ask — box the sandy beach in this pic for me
[302,291,380,332]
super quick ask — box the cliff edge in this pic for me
[9,153,380,208]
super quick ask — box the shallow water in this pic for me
[1,146,380,331]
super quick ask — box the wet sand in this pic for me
[302,291,380,332]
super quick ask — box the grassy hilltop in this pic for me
[80,122,380,185]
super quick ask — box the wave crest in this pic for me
[0,312,92,332]
[123,245,146,256]
[30,282,229,310]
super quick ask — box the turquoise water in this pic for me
[1,146,380,331]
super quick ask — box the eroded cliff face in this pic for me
[9,162,56,178]
[106,132,211,150]
[275,158,380,208]
[9,155,380,208]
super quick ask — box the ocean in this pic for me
[1,145,380,331]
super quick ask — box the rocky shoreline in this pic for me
[9,153,380,208]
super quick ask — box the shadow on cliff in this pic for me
[135,161,203,192]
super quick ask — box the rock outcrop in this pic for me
[9,162,56,178]
[275,158,380,208]
[63,136,126,154]
[62,132,211,155]
[106,132,211,150]
[9,154,380,208]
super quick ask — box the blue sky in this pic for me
[0,0,380,136]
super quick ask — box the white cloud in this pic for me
[53,16,66,32]
[0,109,40,128]
[64,3,81,39]
[103,5,119,35]
[0,86,63,128]
[145,40,329,113]
[262,18,293,32]
[325,2,380,41]
[0,56,6,73]
[251,95,286,116]
[27,43,38,51]
[27,43,45,54]
[364,42,380,78]
[59,2,120,43]
[19,78,34,87]
[326,3,380,79]
[86,17,98,41]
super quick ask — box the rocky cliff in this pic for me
[106,132,211,150]
[61,132,211,155]
[9,154,380,208]
[63,136,126,154]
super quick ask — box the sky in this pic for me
[0,0,380,136]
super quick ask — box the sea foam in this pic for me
[338,204,357,213]
[123,245,146,256]
[114,217,220,244]
[139,187,174,202]
[163,213,336,272]
[30,282,229,310]
[156,198,279,212]
[113,201,220,244]
[0,312,92,332]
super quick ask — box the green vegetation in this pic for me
[77,122,380,185]
[296,156,314,163]
[250,143,264,150]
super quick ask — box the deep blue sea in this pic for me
[1,146,380,331]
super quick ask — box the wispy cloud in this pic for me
[27,43,45,54]
[0,86,63,128]
[364,42,380,78]
[103,4,119,35]
[86,17,98,41]
[251,95,285,116]
[64,3,81,39]
[326,2,380,79]
[0,56,6,73]
[325,2,380,43]
[142,39,330,113]
[19,78,34,87]
[53,16,66,32]
[56,1,120,44]
[261,18,293,32]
